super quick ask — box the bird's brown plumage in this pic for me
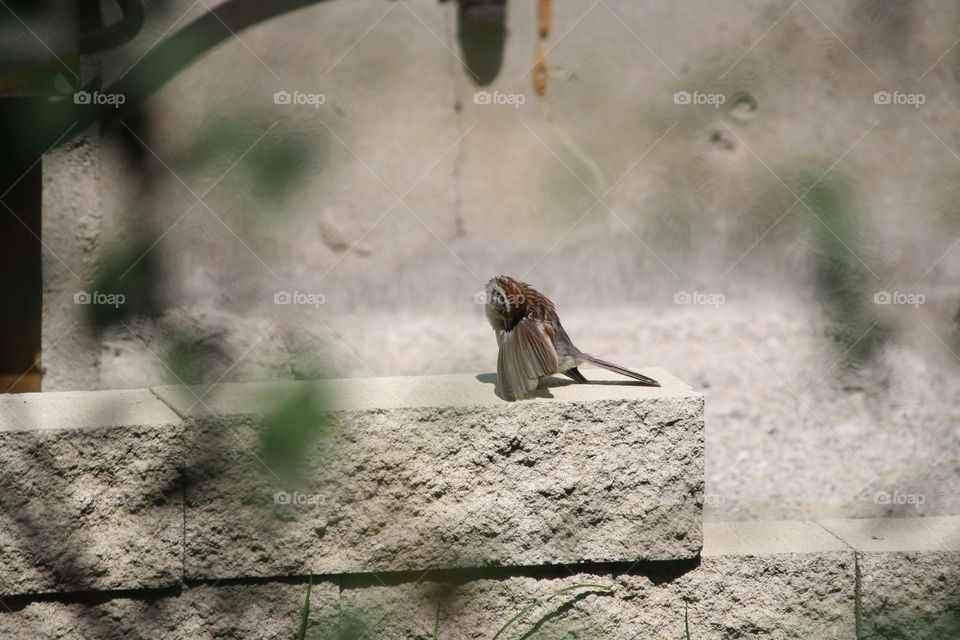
[484,276,659,400]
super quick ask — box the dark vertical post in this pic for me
[0,98,43,392]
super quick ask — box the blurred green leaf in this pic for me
[259,385,332,480]
[85,239,163,333]
[247,135,313,205]
[172,117,320,214]
[336,616,371,640]
[164,329,230,384]
[803,174,889,368]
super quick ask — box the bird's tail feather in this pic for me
[579,354,660,387]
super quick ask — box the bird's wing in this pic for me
[497,317,560,400]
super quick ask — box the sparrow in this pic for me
[484,276,660,400]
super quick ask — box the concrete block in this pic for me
[818,515,960,553]
[0,579,339,640]
[341,520,855,639]
[41,127,103,392]
[0,389,183,596]
[820,516,960,639]
[152,367,704,580]
[702,519,848,556]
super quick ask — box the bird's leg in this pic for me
[562,367,588,383]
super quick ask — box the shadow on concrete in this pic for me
[475,372,659,401]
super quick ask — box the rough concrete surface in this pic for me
[157,373,704,580]
[0,390,183,597]
[41,128,103,393]
[820,516,960,639]
[0,580,338,640]
[341,555,856,639]
[857,551,960,640]
[338,520,863,639]
[6,515,958,639]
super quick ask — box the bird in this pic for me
[483,276,660,400]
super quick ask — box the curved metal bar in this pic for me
[79,0,146,54]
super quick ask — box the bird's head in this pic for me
[484,276,526,331]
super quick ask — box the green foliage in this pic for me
[250,136,314,205]
[297,574,312,640]
[259,385,333,481]
[171,116,321,213]
[163,329,230,385]
[336,617,371,640]
[802,174,889,368]
[84,239,163,334]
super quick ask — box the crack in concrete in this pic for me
[814,521,862,639]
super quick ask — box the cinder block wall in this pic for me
[0,372,957,638]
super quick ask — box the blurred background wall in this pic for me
[31,0,960,521]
